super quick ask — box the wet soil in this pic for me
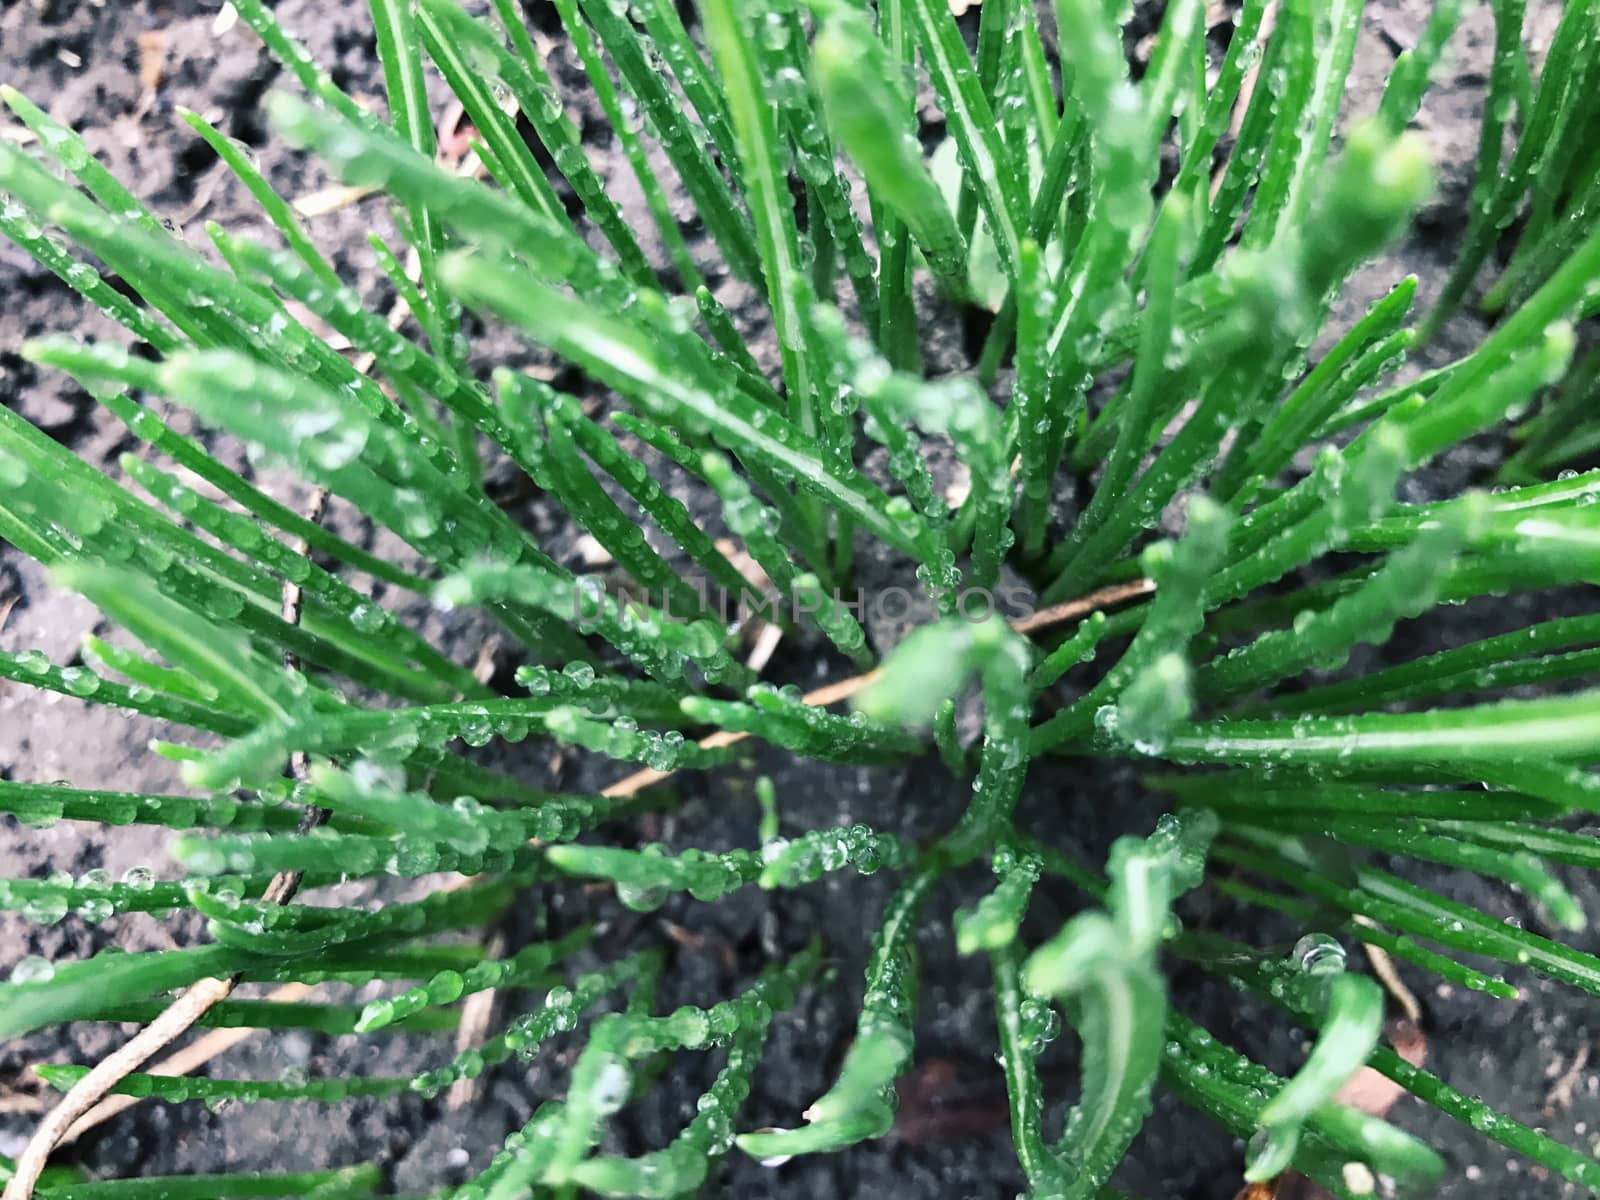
[1,1,1594,1197]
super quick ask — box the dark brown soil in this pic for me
[1,2,1594,1198]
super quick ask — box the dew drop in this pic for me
[615,879,669,913]
[23,892,68,925]
[123,865,156,891]
[78,897,114,924]
[15,649,52,677]
[1291,932,1346,976]
[61,667,100,697]
[349,603,386,633]
[9,955,55,984]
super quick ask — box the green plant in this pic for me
[1429,0,1600,483]
[1,0,1598,1197]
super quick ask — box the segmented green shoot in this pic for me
[738,867,937,1157]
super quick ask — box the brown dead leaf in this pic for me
[892,1057,1011,1144]
[1233,1020,1427,1200]
[1234,1172,1348,1200]
[437,101,476,162]
[1332,1018,1427,1118]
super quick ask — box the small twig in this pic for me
[0,1090,45,1117]
[1544,1039,1589,1115]
[3,978,233,1200]
[57,981,312,1146]
[446,931,505,1111]
[1355,915,1422,1024]
[1007,578,1154,635]
[600,577,1154,799]
[471,635,502,687]
[601,728,749,799]
[280,488,329,631]
[744,621,784,674]
[271,485,332,894]
[291,183,378,218]
[1212,0,1281,198]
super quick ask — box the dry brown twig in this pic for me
[3,976,235,1200]
[1543,1040,1590,1116]
[447,932,506,1111]
[57,981,314,1147]
[600,576,1155,798]
[1212,0,1281,199]
[1355,915,1423,1024]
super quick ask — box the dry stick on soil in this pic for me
[3,491,332,1200]
[58,982,315,1146]
[1355,914,1423,1024]
[447,931,506,1111]
[2,976,236,1200]
[1543,1041,1590,1116]
[601,577,1156,798]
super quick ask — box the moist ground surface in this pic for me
[1,2,1594,1197]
